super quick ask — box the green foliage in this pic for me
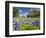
[27,10,40,18]
[13,7,19,17]
[19,23,40,30]
[33,26,40,30]
[19,18,40,30]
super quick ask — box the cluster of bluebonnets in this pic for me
[32,21,40,26]
[13,20,40,31]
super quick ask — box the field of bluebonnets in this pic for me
[13,7,40,31]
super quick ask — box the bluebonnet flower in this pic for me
[15,22,19,28]
[32,21,40,26]
[13,21,20,30]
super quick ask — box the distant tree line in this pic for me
[27,10,40,18]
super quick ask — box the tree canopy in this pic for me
[13,7,19,17]
[27,10,40,18]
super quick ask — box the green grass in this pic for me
[19,23,40,30]
[19,18,40,30]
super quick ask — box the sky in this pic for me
[16,7,40,16]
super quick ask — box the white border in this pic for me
[9,3,43,35]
